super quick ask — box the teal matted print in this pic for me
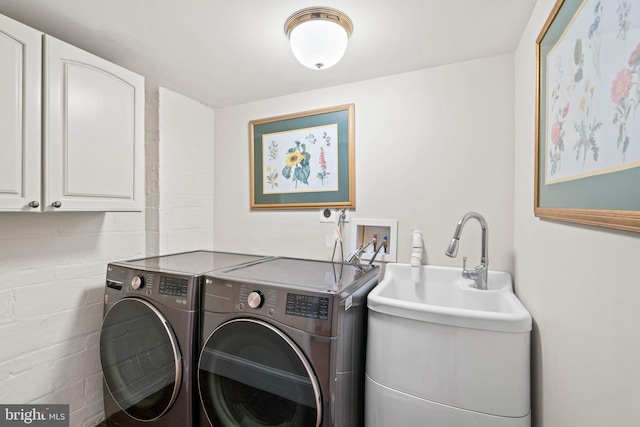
[535,0,640,232]
[250,104,355,209]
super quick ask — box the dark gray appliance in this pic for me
[197,257,379,427]
[100,250,270,427]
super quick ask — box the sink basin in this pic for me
[367,263,531,332]
[365,263,532,424]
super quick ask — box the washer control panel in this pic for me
[158,276,189,297]
[105,264,197,310]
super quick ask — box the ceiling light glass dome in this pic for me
[284,7,353,70]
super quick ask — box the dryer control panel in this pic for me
[285,293,329,320]
[203,277,335,336]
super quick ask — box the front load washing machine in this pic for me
[197,257,379,427]
[100,250,271,427]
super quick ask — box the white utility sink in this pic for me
[368,263,531,333]
[365,263,532,426]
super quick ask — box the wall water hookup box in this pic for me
[350,218,398,263]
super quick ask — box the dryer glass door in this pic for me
[100,298,182,421]
[199,319,322,427]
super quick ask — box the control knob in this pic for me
[131,275,145,290]
[247,291,264,309]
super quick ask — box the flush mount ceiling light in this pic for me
[284,7,353,70]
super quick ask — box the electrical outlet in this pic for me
[319,208,349,223]
[326,234,335,247]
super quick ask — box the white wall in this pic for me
[157,88,215,254]
[514,1,640,425]
[0,212,145,427]
[214,54,515,272]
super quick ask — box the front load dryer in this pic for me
[197,257,379,427]
[100,250,270,427]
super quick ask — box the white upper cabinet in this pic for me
[0,14,42,211]
[44,36,144,212]
[0,14,144,212]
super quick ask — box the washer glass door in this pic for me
[100,298,182,421]
[199,319,322,427]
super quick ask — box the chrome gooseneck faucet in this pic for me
[445,212,489,290]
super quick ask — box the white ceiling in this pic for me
[0,0,537,109]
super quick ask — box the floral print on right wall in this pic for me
[545,0,640,184]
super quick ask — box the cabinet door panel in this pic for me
[45,35,144,211]
[0,14,42,211]
[65,62,135,197]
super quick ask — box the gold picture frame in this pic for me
[249,104,355,209]
[535,0,640,232]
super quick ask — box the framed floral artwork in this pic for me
[249,104,355,209]
[535,0,640,232]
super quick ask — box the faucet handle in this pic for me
[461,256,477,281]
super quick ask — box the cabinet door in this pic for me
[44,35,144,212]
[0,14,42,211]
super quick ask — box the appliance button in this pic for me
[247,291,264,309]
[131,275,145,290]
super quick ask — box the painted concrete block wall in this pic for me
[213,54,515,272]
[0,212,145,427]
[158,88,215,254]
[145,86,161,256]
[514,1,640,425]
